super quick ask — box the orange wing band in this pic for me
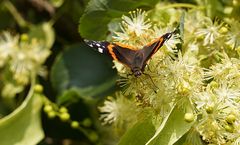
[114,42,138,50]
[154,37,164,54]
[107,44,118,61]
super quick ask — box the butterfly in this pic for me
[84,31,176,77]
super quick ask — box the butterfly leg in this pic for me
[143,73,159,93]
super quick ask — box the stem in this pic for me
[3,0,29,28]
[157,3,203,10]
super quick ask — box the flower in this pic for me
[9,38,50,84]
[113,9,152,48]
[204,53,240,83]
[0,32,51,98]
[225,20,240,50]
[99,96,119,124]
[98,94,139,126]
[0,32,18,67]
[121,9,151,37]
[195,18,222,46]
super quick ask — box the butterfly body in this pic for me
[85,32,174,77]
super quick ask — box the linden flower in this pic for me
[226,20,240,49]
[195,18,222,46]
[113,9,152,47]
[0,32,18,67]
[233,136,240,145]
[194,81,240,144]
[214,84,240,106]
[204,53,240,83]
[122,9,151,37]
[9,37,50,84]
[165,52,202,90]
[99,94,138,125]
[99,96,119,125]
[10,51,33,84]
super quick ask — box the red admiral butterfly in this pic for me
[85,31,175,77]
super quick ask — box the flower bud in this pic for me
[59,107,68,113]
[44,104,53,113]
[205,105,214,114]
[82,118,92,127]
[184,113,195,123]
[225,124,234,133]
[71,121,80,129]
[47,111,56,119]
[34,84,43,93]
[226,114,236,124]
[60,112,70,122]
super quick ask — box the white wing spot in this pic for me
[89,44,93,47]
[96,43,101,47]
[98,47,103,53]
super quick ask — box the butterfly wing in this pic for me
[140,32,173,65]
[85,40,137,67]
[84,40,110,54]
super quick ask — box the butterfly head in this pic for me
[132,69,142,77]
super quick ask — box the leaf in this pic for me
[146,105,193,145]
[79,0,159,40]
[179,11,185,42]
[118,119,156,145]
[28,22,55,49]
[51,43,118,104]
[0,85,44,145]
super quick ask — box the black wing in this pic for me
[85,40,137,68]
[84,40,110,54]
[140,32,173,63]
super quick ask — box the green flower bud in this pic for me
[60,112,70,122]
[20,33,28,42]
[82,118,92,127]
[184,113,195,123]
[47,111,56,119]
[44,104,53,113]
[34,84,43,93]
[89,132,99,142]
[226,114,236,124]
[209,81,218,88]
[225,124,234,133]
[219,26,228,34]
[71,121,80,129]
[205,105,214,114]
[59,107,68,113]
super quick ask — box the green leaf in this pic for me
[79,0,159,40]
[118,119,156,145]
[28,22,55,49]
[179,11,185,42]
[51,43,118,103]
[0,85,44,145]
[146,105,193,145]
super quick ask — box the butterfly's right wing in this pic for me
[85,40,137,68]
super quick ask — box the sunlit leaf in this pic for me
[118,119,155,145]
[0,85,44,145]
[146,105,193,145]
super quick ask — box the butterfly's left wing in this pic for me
[140,32,173,64]
[84,40,111,54]
[85,40,137,68]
